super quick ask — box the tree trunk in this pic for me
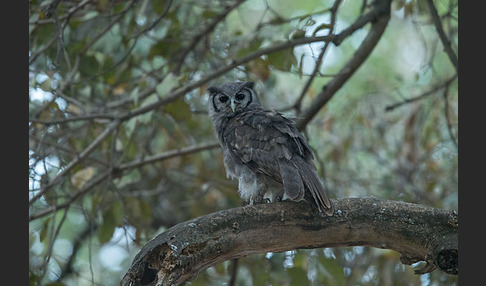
[120,198,458,286]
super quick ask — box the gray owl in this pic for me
[208,81,333,215]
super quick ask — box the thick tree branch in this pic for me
[121,198,458,286]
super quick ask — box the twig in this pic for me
[442,84,458,150]
[384,74,457,112]
[173,0,245,73]
[29,141,220,221]
[29,113,116,124]
[78,0,137,55]
[426,0,458,73]
[294,0,342,114]
[117,141,219,171]
[29,119,121,206]
[29,170,111,221]
[118,34,336,121]
[228,258,239,286]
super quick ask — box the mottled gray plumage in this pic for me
[207,81,333,215]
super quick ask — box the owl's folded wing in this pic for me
[223,109,333,215]
[223,109,312,180]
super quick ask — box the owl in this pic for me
[207,81,333,215]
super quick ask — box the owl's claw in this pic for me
[249,195,266,205]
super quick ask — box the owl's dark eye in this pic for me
[235,93,245,101]
[219,95,229,103]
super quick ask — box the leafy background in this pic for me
[29,0,458,285]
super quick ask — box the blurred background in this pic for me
[29,0,458,285]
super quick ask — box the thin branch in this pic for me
[426,0,458,73]
[78,0,137,55]
[30,0,392,126]
[29,170,111,222]
[294,0,342,114]
[296,0,392,130]
[118,34,336,122]
[442,84,458,150]
[29,0,91,25]
[29,119,121,206]
[173,0,245,73]
[117,141,219,171]
[29,113,116,125]
[57,221,99,281]
[29,141,220,221]
[228,259,239,286]
[50,8,65,65]
[384,74,457,112]
[30,34,337,125]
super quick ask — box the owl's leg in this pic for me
[237,166,262,204]
[260,176,283,203]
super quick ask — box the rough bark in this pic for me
[120,198,458,286]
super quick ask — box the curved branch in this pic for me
[121,198,458,286]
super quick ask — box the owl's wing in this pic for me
[223,109,333,214]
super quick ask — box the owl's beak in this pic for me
[230,99,236,113]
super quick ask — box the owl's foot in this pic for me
[249,195,266,205]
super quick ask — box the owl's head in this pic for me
[207,81,262,117]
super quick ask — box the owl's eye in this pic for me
[219,95,229,103]
[235,93,245,101]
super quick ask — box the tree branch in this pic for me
[293,0,342,114]
[120,198,458,286]
[384,74,457,111]
[296,0,391,130]
[28,141,220,222]
[425,0,458,73]
[117,141,219,171]
[173,0,245,73]
[29,119,122,206]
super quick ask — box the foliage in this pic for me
[29,0,458,285]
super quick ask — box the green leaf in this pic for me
[202,10,219,19]
[152,0,167,14]
[39,217,51,243]
[126,198,152,227]
[163,97,191,121]
[98,201,124,244]
[317,255,345,285]
[291,29,306,40]
[287,266,309,285]
[79,55,100,76]
[236,37,263,58]
[267,48,297,71]
[156,73,179,96]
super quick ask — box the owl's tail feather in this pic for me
[298,162,334,216]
